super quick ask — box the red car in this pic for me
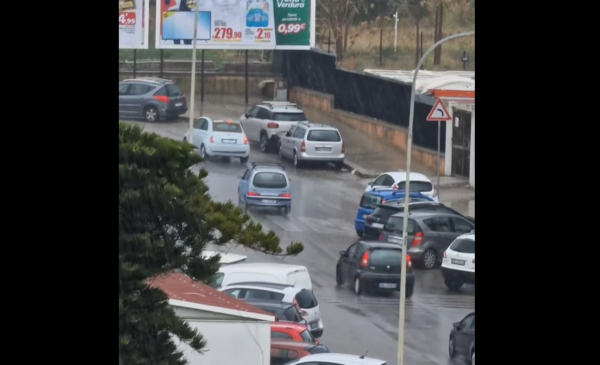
[270,340,330,365]
[270,322,317,344]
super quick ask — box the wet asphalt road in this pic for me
[123,117,475,365]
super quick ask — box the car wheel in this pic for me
[182,136,187,143]
[200,144,207,159]
[448,336,456,358]
[282,206,289,215]
[278,143,284,159]
[144,106,158,122]
[444,277,464,290]
[260,134,269,153]
[471,349,475,365]
[293,152,301,167]
[421,249,437,269]
[240,156,249,164]
[356,230,363,237]
[333,161,343,169]
[336,267,343,286]
[354,276,363,295]
[405,284,414,298]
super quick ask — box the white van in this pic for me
[211,262,313,290]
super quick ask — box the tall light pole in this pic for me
[396,31,474,365]
[393,12,398,54]
[188,1,200,144]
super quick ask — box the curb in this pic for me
[342,159,379,179]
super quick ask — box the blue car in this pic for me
[354,189,433,237]
[238,162,292,214]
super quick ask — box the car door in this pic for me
[455,314,475,356]
[422,216,456,255]
[367,174,390,192]
[340,243,358,283]
[293,126,306,153]
[126,83,154,116]
[238,169,251,202]
[345,243,365,283]
[194,118,209,146]
[118,83,131,116]
[450,216,474,235]
[281,126,297,157]
[256,108,271,136]
[241,106,260,141]
[192,118,203,147]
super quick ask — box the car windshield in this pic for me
[165,84,182,96]
[295,290,318,309]
[396,181,433,193]
[272,112,306,121]
[450,238,475,253]
[369,249,403,265]
[384,216,417,235]
[307,130,341,142]
[213,122,242,132]
[360,193,384,209]
[299,329,313,343]
[252,172,287,188]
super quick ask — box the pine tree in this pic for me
[119,123,303,365]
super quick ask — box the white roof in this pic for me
[383,171,431,182]
[201,250,247,265]
[218,262,308,274]
[296,353,386,365]
[458,233,475,240]
[220,283,300,295]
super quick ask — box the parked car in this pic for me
[220,282,324,338]
[270,340,330,365]
[283,353,387,365]
[364,200,475,239]
[183,118,249,162]
[241,299,307,326]
[209,263,313,290]
[380,212,475,269]
[441,233,475,289]
[238,162,291,214]
[278,121,345,168]
[119,77,187,122]
[364,171,438,202]
[448,312,475,364]
[239,101,307,153]
[355,189,433,237]
[336,240,415,297]
[271,322,317,344]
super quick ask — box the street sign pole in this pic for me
[437,120,441,199]
[426,98,451,201]
[397,31,474,365]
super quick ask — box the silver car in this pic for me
[278,122,345,168]
[119,77,187,122]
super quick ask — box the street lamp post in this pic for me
[188,2,200,144]
[396,31,474,365]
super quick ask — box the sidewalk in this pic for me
[182,98,469,189]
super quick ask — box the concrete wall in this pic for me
[119,71,282,98]
[289,87,445,175]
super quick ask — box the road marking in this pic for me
[264,215,302,232]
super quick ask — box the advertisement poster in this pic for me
[155,0,315,50]
[119,0,150,49]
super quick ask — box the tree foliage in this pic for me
[118,123,304,365]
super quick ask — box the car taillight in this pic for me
[209,136,215,143]
[406,255,412,268]
[379,232,384,240]
[411,232,423,246]
[381,198,385,204]
[267,122,279,128]
[443,251,447,258]
[279,193,290,197]
[300,310,308,316]
[248,192,260,196]
[392,184,397,190]
[360,251,369,267]
[472,259,475,264]
[153,95,170,103]
[242,137,248,144]
[300,140,306,152]
[342,142,345,153]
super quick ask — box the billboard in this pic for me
[119,0,150,49]
[155,0,315,50]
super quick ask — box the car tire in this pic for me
[448,336,456,358]
[278,143,284,159]
[260,133,269,153]
[444,277,464,290]
[356,230,363,237]
[182,136,187,143]
[282,206,289,215]
[293,152,301,167]
[354,275,363,296]
[333,161,344,169]
[405,284,414,298]
[471,349,475,365]
[200,144,208,159]
[240,156,249,164]
[312,329,323,338]
[420,249,437,269]
[336,267,343,286]
[144,106,158,122]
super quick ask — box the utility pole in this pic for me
[187,1,200,143]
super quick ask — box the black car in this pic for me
[449,312,475,364]
[363,200,475,239]
[336,240,415,297]
[242,299,307,326]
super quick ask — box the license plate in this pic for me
[175,103,182,107]
[309,322,319,329]
[372,223,384,228]
[315,147,332,151]
[222,139,236,144]
[379,283,397,289]
[262,199,277,204]
[451,258,466,265]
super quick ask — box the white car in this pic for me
[441,233,475,289]
[285,353,386,365]
[239,101,307,153]
[184,117,250,162]
[365,171,438,202]
[220,281,324,338]
[201,250,247,265]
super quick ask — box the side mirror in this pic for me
[243,113,249,118]
[339,250,346,256]
[300,319,308,326]
[368,181,374,186]
[453,322,461,329]
[285,131,291,137]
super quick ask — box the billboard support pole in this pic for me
[160,50,164,79]
[245,50,249,105]
[188,3,200,144]
[133,50,137,79]
[200,49,205,116]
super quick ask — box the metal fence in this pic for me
[279,49,444,152]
